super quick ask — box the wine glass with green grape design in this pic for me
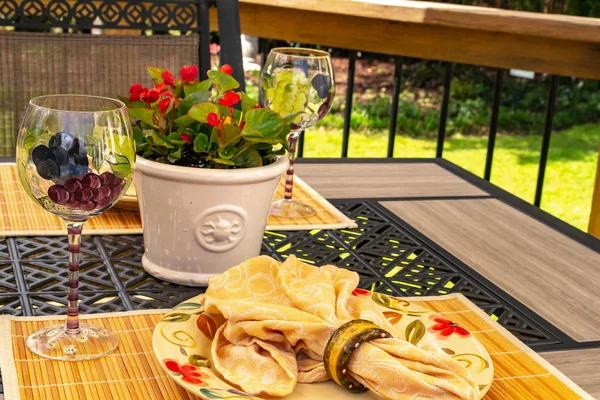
[260,47,335,219]
[16,95,135,361]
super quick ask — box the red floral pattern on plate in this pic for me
[428,315,471,340]
[351,288,371,296]
[163,359,208,385]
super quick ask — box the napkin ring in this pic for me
[323,319,392,393]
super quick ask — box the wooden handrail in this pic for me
[209,0,600,80]
[241,0,600,44]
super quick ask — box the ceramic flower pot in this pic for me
[133,156,289,286]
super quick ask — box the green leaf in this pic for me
[184,80,213,96]
[198,388,223,399]
[282,111,303,124]
[106,133,136,169]
[128,108,156,127]
[207,70,240,93]
[371,292,392,309]
[193,133,209,152]
[118,96,145,108]
[108,154,133,179]
[188,354,211,368]
[209,127,219,145]
[133,126,146,144]
[160,313,191,323]
[261,72,273,90]
[174,115,196,132]
[218,125,242,148]
[150,132,174,149]
[213,158,235,166]
[242,135,283,145]
[174,302,203,310]
[241,92,258,112]
[147,66,166,83]
[167,131,187,145]
[188,102,220,123]
[168,147,182,162]
[218,147,235,160]
[405,320,426,346]
[233,148,262,168]
[23,128,44,150]
[178,91,212,116]
[242,108,284,137]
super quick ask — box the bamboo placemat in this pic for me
[0,294,592,400]
[0,164,356,236]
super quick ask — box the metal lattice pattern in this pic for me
[0,201,565,349]
[0,0,207,31]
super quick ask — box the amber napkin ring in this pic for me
[323,319,393,393]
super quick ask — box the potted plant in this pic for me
[125,64,291,286]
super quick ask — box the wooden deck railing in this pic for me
[211,0,600,80]
[210,0,600,237]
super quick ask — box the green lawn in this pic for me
[302,124,600,232]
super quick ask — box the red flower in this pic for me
[219,64,233,75]
[218,91,240,107]
[238,121,246,130]
[163,359,207,385]
[161,70,175,86]
[158,98,172,115]
[253,103,262,109]
[180,133,192,143]
[352,288,371,297]
[154,83,172,97]
[180,65,198,82]
[228,107,234,116]
[428,315,471,340]
[141,88,160,104]
[128,83,147,102]
[209,43,220,55]
[207,112,219,127]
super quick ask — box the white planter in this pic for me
[133,156,289,286]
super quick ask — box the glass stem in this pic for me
[284,130,301,201]
[66,221,84,334]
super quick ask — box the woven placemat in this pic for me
[0,294,592,400]
[0,164,356,236]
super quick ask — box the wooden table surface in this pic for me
[296,159,600,398]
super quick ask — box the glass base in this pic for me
[26,323,118,361]
[270,199,316,219]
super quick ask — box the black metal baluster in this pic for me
[484,69,504,181]
[259,38,270,68]
[216,0,245,91]
[436,62,453,158]
[341,51,357,158]
[197,0,211,80]
[534,75,559,207]
[387,56,404,158]
[297,131,305,158]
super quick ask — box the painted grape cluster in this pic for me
[32,132,88,180]
[30,131,125,212]
[47,172,123,211]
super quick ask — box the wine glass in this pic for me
[16,95,135,361]
[260,48,335,218]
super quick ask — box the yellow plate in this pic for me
[153,292,493,399]
[115,184,138,209]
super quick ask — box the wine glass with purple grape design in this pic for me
[16,95,135,361]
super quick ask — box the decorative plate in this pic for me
[115,183,138,209]
[152,292,493,399]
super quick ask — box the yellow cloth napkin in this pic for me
[203,255,480,400]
